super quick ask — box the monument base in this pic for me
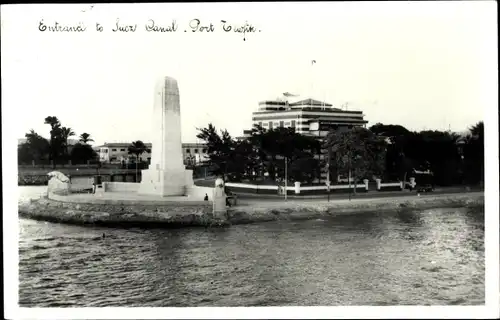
[138,168,194,197]
[212,178,228,220]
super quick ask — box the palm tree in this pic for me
[44,116,62,168]
[128,140,151,182]
[44,116,60,129]
[79,132,94,144]
[60,127,76,160]
[61,127,75,141]
[469,121,484,138]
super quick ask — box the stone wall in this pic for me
[18,192,483,229]
[19,197,220,228]
[103,182,140,193]
[227,193,484,224]
[186,185,214,201]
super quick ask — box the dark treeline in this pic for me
[18,116,97,168]
[369,122,483,186]
[197,124,322,184]
[18,117,154,175]
[197,121,484,187]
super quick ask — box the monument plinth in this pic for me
[138,76,193,196]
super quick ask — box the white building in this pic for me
[97,142,209,165]
[251,98,367,135]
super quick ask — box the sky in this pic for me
[2,2,497,146]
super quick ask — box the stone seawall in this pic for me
[18,193,484,228]
[228,194,484,224]
[19,197,218,228]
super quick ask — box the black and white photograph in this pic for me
[2,1,499,319]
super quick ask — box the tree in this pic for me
[18,143,34,165]
[369,123,411,139]
[60,126,76,160]
[79,132,94,144]
[44,116,60,129]
[227,139,257,181]
[324,127,386,197]
[290,157,319,184]
[369,123,413,181]
[369,123,467,186]
[128,140,151,182]
[18,129,51,165]
[248,125,281,180]
[463,121,484,185]
[196,123,323,184]
[25,129,51,161]
[70,143,97,164]
[247,125,320,183]
[469,121,484,139]
[44,116,68,168]
[196,123,236,179]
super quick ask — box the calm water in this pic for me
[18,187,484,306]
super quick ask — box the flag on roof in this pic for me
[283,92,299,97]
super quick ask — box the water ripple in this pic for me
[18,203,484,306]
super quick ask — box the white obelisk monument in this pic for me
[138,76,194,196]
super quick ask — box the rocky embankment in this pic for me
[18,192,484,228]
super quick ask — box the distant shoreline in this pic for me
[18,192,484,228]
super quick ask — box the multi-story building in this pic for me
[182,142,210,166]
[240,97,369,183]
[252,98,367,134]
[97,142,209,165]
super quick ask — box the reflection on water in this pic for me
[18,197,485,306]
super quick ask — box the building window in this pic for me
[194,149,198,153]
[291,120,296,128]
[120,149,125,151]
[280,121,284,127]
[202,149,207,153]
[258,121,262,127]
[269,121,273,129]
[111,148,117,151]
[186,149,191,153]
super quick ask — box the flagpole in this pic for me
[311,60,315,100]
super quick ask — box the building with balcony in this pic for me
[96,142,208,165]
[252,98,367,134]
[239,97,369,183]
